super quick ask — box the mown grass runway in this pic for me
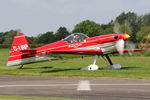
[0,96,82,100]
[0,48,150,79]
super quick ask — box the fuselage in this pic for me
[33,33,128,55]
[7,33,131,67]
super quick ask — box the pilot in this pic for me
[71,34,81,43]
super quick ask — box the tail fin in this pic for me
[7,34,30,66]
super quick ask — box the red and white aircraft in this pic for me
[7,33,142,70]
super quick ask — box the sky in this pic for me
[0,0,150,36]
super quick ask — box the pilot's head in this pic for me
[74,34,79,39]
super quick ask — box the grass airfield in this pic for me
[0,48,150,100]
[0,48,150,79]
[0,96,82,100]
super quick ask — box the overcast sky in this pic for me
[0,0,150,36]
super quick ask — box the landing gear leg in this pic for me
[103,54,121,69]
[81,55,99,70]
[18,64,24,69]
[105,54,113,65]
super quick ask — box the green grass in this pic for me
[0,96,82,100]
[0,48,150,79]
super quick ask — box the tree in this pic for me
[119,24,132,33]
[3,30,19,45]
[55,27,70,41]
[142,14,150,26]
[136,26,150,43]
[115,12,140,26]
[26,36,36,44]
[115,12,142,42]
[144,34,150,43]
[0,32,8,44]
[72,20,102,37]
[100,24,113,34]
[115,12,126,24]
[35,32,55,44]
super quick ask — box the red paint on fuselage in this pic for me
[34,34,121,55]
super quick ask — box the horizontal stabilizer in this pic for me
[19,50,37,54]
[7,56,58,67]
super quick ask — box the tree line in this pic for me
[0,12,150,49]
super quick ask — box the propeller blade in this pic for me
[113,21,121,33]
[115,39,125,55]
[125,40,136,56]
[125,20,132,33]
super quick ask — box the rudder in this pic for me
[7,34,30,66]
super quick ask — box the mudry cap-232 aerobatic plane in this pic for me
[7,33,143,70]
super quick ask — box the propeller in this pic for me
[125,40,136,56]
[113,20,135,55]
[113,21,124,55]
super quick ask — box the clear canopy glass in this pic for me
[64,33,89,43]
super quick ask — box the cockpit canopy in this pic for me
[64,33,89,43]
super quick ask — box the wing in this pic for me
[111,49,143,54]
[123,49,143,52]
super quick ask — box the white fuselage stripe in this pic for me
[73,41,116,50]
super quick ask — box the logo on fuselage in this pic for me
[13,44,28,52]
[68,43,82,48]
